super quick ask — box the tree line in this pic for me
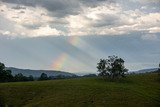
[1,55,159,83]
[0,62,70,83]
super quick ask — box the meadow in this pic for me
[0,73,160,107]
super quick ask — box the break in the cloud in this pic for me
[0,0,160,37]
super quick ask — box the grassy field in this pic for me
[0,73,160,107]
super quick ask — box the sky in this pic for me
[0,0,160,74]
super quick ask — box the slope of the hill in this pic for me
[0,73,159,107]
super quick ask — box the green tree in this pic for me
[14,73,34,82]
[158,63,160,75]
[28,75,34,81]
[0,62,13,82]
[97,55,128,79]
[39,73,48,80]
[14,73,25,81]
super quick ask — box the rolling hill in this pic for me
[132,68,158,74]
[6,67,76,77]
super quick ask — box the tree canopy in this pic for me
[39,73,48,80]
[0,62,34,82]
[97,55,128,79]
[0,62,13,82]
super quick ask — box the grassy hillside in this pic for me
[0,73,160,107]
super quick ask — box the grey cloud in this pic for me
[133,0,160,4]
[38,0,81,17]
[80,0,115,7]
[22,24,41,30]
[52,18,69,25]
[21,17,69,30]
[1,0,82,17]
[12,5,26,10]
[91,13,134,28]
[19,10,25,13]
[92,14,120,27]
[1,0,36,6]
[1,0,115,17]
[1,0,160,36]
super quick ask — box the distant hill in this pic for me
[6,67,76,77]
[132,68,158,74]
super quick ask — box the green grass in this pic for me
[0,73,160,107]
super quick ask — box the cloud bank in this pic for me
[0,0,159,38]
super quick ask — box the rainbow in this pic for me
[52,53,68,70]
[51,52,80,71]
[51,36,95,71]
[68,36,81,46]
